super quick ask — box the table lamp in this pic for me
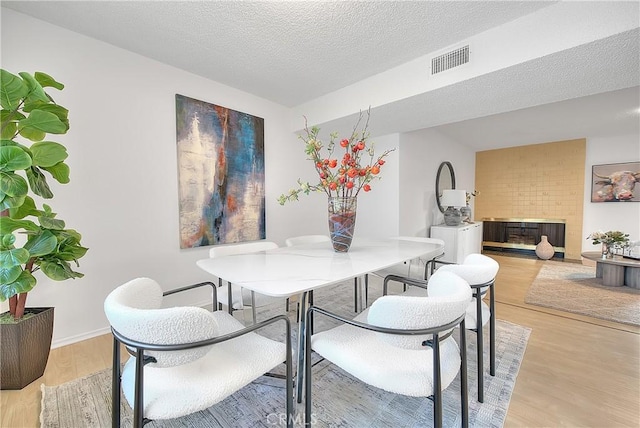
[441,189,466,226]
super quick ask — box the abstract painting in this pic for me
[591,161,640,202]
[176,94,265,248]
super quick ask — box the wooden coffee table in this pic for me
[581,251,640,288]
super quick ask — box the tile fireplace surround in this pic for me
[475,139,585,259]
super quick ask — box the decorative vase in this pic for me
[328,197,357,252]
[460,205,472,223]
[601,243,613,259]
[535,235,554,260]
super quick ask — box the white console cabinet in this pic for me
[430,222,483,264]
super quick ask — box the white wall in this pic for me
[354,134,400,239]
[1,9,401,346]
[582,134,640,252]
[398,128,476,237]
[1,9,300,346]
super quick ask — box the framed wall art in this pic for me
[591,161,640,203]
[175,94,265,248]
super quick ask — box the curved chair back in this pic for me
[437,253,499,286]
[366,271,471,350]
[104,277,218,367]
[285,235,331,247]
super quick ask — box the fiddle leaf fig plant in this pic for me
[0,69,88,320]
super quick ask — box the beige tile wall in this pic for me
[475,139,586,260]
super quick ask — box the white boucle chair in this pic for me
[425,253,499,403]
[104,277,293,428]
[304,270,472,428]
[210,241,285,323]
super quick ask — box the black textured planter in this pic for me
[0,307,54,390]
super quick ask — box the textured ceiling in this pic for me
[2,0,557,106]
[3,1,639,150]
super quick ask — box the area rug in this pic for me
[41,281,531,427]
[524,261,640,326]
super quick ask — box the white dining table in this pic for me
[196,237,444,400]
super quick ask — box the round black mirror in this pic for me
[435,161,456,213]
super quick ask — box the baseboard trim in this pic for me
[50,298,215,349]
[52,327,112,349]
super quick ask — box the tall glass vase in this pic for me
[328,196,357,252]
[601,242,613,259]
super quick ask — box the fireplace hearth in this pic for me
[482,218,566,257]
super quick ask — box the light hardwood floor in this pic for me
[1,255,639,427]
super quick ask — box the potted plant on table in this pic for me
[0,69,88,389]
[587,230,630,259]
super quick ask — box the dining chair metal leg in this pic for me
[112,337,121,428]
[284,323,294,428]
[475,289,484,403]
[460,319,469,428]
[133,348,145,428]
[309,291,314,335]
[297,291,310,403]
[433,332,443,428]
[304,306,313,426]
[489,285,496,376]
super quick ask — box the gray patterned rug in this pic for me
[524,261,640,326]
[41,280,531,427]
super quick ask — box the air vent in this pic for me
[431,45,469,75]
